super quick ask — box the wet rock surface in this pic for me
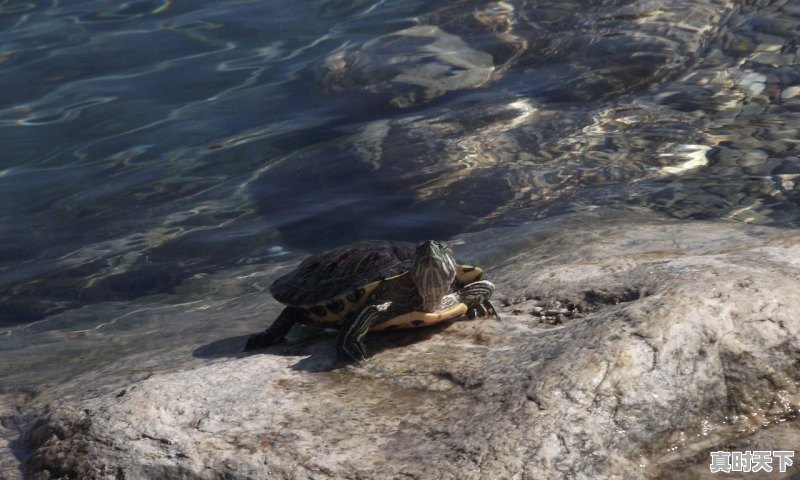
[16,213,800,479]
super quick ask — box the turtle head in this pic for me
[411,241,457,312]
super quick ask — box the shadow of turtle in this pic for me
[192,323,454,372]
[191,335,252,359]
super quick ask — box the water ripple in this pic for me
[1,0,799,397]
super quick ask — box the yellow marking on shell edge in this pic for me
[456,265,482,284]
[301,280,383,323]
[369,303,468,332]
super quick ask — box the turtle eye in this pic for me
[435,241,453,255]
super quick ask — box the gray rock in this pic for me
[19,213,800,479]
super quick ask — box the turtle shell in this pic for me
[271,240,414,307]
[270,240,483,323]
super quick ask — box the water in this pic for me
[1,0,799,393]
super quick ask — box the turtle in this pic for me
[243,240,498,363]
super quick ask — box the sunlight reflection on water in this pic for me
[0,0,799,392]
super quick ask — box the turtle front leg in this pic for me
[244,307,306,351]
[336,303,391,364]
[458,280,500,320]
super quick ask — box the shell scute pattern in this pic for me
[270,240,483,326]
[270,240,414,306]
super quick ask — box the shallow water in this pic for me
[1,0,799,393]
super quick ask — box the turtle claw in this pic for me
[484,300,501,321]
[468,303,488,319]
[337,341,367,366]
[466,300,500,321]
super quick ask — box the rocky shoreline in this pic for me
[7,212,800,479]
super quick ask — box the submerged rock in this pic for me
[323,24,497,108]
[19,213,800,479]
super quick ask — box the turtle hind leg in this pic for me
[243,307,305,352]
[336,304,390,365]
[459,280,500,321]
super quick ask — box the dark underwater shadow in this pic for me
[192,323,453,373]
[247,141,514,252]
